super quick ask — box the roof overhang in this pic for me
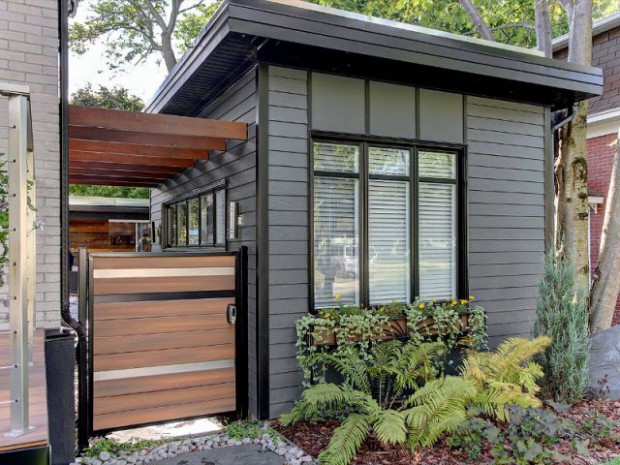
[147,0,602,115]
[68,105,248,187]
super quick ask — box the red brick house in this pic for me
[554,13,620,324]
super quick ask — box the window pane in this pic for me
[168,205,177,247]
[314,142,359,173]
[188,198,200,245]
[201,194,214,246]
[419,151,456,179]
[216,190,226,246]
[176,202,187,246]
[369,179,410,304]
[418,183,456,300]
[369,147,409,176]
[314,176,360,308]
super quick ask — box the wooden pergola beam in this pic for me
[69,105,248,140]
[70,161,182,175]
[69,177,160,187]
[69,139,209,159]
[69,152,197,168]
[69,126,227,151]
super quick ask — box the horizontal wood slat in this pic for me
[94,298,233,321]
[95,313,231,337]
[94,368,235,398]
[93,255,235,269]
[94,329,234,355]
[93,343,234,372]
[93,275,235,295]
[94,383,235,416]
[93,397,236,432]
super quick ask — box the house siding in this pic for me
[0,0,60,328]
[264,66,309,418]
[466,96,547,346]
[150,68,259,415]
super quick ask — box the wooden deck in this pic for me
[0,330,48,452]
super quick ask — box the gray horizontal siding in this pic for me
[266,66,309,417]
[467,95,547,344]
[150,68,259,415]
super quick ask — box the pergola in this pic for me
[68,105,248,187]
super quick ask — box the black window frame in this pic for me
[163,181,228,250]
[310,133,468,311]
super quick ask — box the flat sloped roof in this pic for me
[147,0,602,114]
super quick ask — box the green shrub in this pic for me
[84,437,162,458]
[282,337,549,465]
[533,251,589,404]
[599,457,620,465]
[225,420,277,440]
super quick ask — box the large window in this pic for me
[165,186,226,248]
[313,141,463,309]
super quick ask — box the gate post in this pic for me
[77,247,91,450]
[235,246,249,419]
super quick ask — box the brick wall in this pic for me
[0,0,60,328]
[554,27,620,114]
[587,134,620,325]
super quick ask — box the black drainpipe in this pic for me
[58,0,85,339]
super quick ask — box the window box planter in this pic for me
[310,316,408,346]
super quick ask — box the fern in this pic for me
[318,414,371,465]
[403,377,476,448]
[373,409,407,445]
[461,337,550,421]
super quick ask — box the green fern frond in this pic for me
[302,383,348,406]
[318,413,370,465]
[373,409,407,445]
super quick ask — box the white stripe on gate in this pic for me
[93,267,236,279]
[93,359,235,382]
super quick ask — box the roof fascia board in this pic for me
[230,0,600,77]
[146,3,232,113]
[227,11,601,95]
[587,108,620,138]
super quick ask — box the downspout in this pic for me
[58,0,85,340]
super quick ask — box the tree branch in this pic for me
[458,0,494,41]
[463,22,535,36]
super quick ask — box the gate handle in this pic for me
[227,304,237,325]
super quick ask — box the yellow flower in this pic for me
[335,293,341,301]
[469,295,475,300]
[460,299,468,305]
[451,300,458,306]
[418,303,425,309]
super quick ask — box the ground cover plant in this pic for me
[281,296,620,465]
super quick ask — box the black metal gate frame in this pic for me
[76,246,249,450]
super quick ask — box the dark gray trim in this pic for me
[256,64,270,419]
[544,107,554,251]
[147,0,601,116]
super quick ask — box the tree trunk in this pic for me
[590,132,620,332]
[459,0,494,40]
[534,0,552,57]
[161,33,177,71]
[556,0,593,292]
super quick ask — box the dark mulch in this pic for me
[277,399,620,465]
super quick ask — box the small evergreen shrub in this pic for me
[533,252,589,404]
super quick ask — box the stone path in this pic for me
[149,444,285,465]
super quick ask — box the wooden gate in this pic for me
[77,249,247,442]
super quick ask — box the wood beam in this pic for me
[69,177,160,187]
[69,152,196,168]
[70,162,182,175]
[69,126,227,151]
[69,105,248,140]
[69,139,209,159]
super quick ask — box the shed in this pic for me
[144,0,602,419]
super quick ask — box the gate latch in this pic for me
[227,304,237,325]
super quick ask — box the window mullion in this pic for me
[361,141,369,307]
[412,145,419,301]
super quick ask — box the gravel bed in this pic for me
[72,425,317,465]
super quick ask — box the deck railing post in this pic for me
[5,92,34,437]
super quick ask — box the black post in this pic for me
[45,329,75,465]
[235,246,249,419]
[77,247,90,450]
